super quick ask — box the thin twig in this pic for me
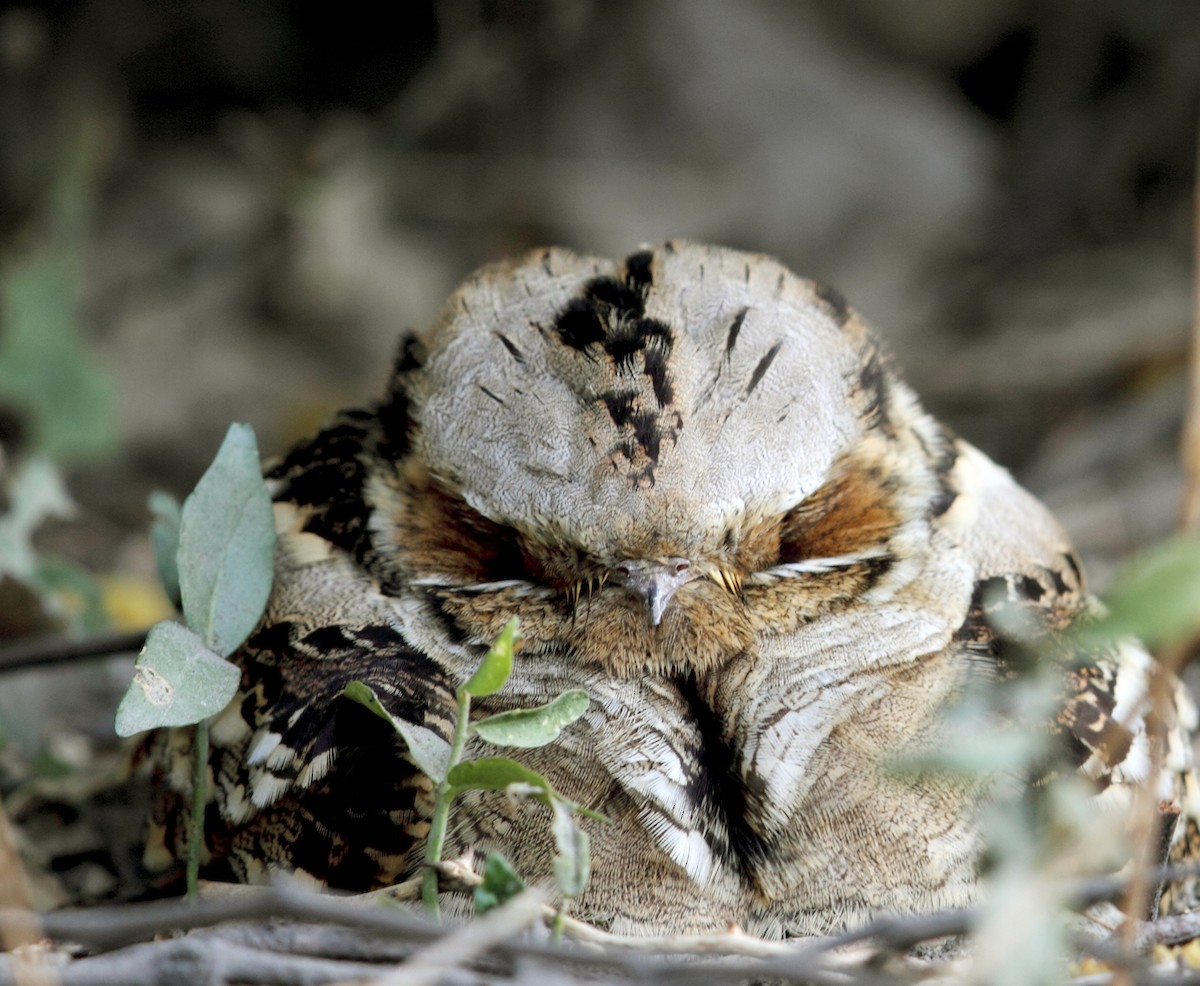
[0,630,147,675]
[0,882,435,954]
[2,936,381,986]
[1116,124,1200,986]
[362,889,546,986]
[6,867,1200,986]
[428,858,795,957]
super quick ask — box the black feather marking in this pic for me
[857,347,892,432]
[673,673,769,872]
[1064,551,1083,586]
[928,488,958,518]
[392,333,426,374]
[376,389,413,459]
[302,626,354,653]
[635,317,673,348]
[585,276,645,319]
[354,624,405,649]
[493,332,525,363]
[632,411,664,463]
[725,307,748,356]
[601,390,639,428]
[612,439,639,464]
[477,385,504,405]
[556,269,679,447]
[746,341,783,394]
[925,426,960,518]
[426,591,471,647]
[811,280,850,326]
[221,625,457,891]
[642,347,674,407]
[623,250,655,296]
[606,329,642,374]
[862,554,895,589]
[554,298,607,352]
[954,572,1068,678]
[266,414,374,559]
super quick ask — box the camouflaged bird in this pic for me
[147,241,1200,937]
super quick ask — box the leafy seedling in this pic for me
[115,423,276,898]
[346,615,603,924]
[473,852,526,915]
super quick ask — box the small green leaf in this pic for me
[341,680,452,781]
[446,756,553,798]
[178,424,276,657]
[568,802,611,824]
[550,798,591,899]
[114,621,241,736]
[1084,533,1200,648]
[447,756,611,819]
[471,689,589,748]
[460,616,520,698]
[473,852,527,915]
[149,491,182,609]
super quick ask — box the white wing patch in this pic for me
[246,730,283,766]
[585,679,719,886]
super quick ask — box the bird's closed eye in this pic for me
[732,457,899,585]
[399,481,534,587]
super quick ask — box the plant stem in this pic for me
[187,720,209,902]
[552,902,568,943]
[422,688,473,920]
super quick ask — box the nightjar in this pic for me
[147,241,1199,936]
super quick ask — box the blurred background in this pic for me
[0,0,1198,903]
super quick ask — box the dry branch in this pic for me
[4,867,1200,986]
[0,631,147,675]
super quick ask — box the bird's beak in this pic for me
[613,558,697,626]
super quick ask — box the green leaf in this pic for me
[445,758,610,822]
[473,852,527,915]
[0,249,113,464]
[550,798,591,899]
[446,756,553,798]
[1084,533,1200,648]
[149,491,182,609]
[471,689,589,748]
[0,128,111,463]
[114,621,241,736]
[341,680,452,781]
[460,616,520,698]
[178,424,276,657]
